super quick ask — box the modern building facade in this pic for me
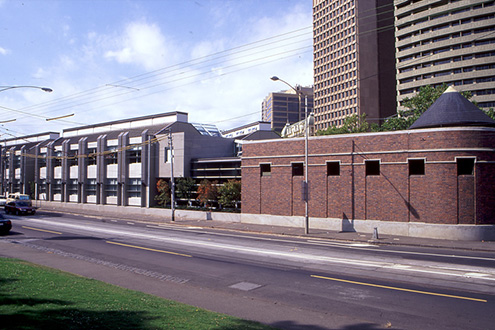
[395,0,495,111]
[0,112,240,208]
[0,132,60,196]
[313,0,396,130]
[241,88,495,240]
[261,87,314,133]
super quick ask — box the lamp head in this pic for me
[270,76,279,81]
[41,88,53,93]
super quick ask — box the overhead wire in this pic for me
[6,1,492,138]
[4,3,404,130]
[15,27,313,117]
[21,41,313,118]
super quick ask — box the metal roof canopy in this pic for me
[409,86,495,129]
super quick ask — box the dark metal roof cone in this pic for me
[409,86,495,129]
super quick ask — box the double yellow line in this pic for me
[311,274,487,303]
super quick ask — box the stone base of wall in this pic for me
[240,214,495,241]
[36,201,241,223]
[36,201,494,241]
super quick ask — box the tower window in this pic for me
[292,163,304,176]
[260,163,271,177]
[457,158,475,175]
[365,160,380,176]
[327,161,340,176]
[409,159,425,176]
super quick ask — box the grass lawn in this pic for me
[0,258,274,330]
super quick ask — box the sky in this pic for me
[0,0,313,139]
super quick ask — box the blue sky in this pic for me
[0,0,313,138]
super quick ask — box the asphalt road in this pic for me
[1,212,494,330]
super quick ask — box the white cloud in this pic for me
[5,3,313,136]
[0,46,10,55]
[105,22,174,70]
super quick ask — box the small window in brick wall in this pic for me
[409,159,425,175]
[260,163,271,177]
[292,162,304,176]
[365,160,380,176]
[327,161,340,176]
[457,158,475,175]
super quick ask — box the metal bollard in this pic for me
[372,227,379,240]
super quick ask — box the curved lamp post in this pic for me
[46,113,74,121]
[270,76,310,234]
[0,85,53,93]
[0,85,53,195]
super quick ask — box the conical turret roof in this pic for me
[409,86,495,129]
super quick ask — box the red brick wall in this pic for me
[241,128,495,225]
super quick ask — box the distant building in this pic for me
[280,113,315,138]
[395,0,495,111]
[222,121,272,139]
[313,0,396,130]
[261,87,314,134]
[222,121,280,157]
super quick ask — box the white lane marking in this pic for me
[307,239,495,262]
[22,218,495,281]
[148,224,377,249]
[307,240,377,248]
[146,225,203,230]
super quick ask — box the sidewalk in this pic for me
[162,218,495,252]
[39,209,495,253]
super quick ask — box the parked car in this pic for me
[6,193,31,203]
[0,195,7,206]
[0,213,12,235]
[5,200,36,215]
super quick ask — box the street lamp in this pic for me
[166,129,176,222]
[0,85,53,93]
[270,76,310,234]
[0,84,53,195]
[46,113,75,121]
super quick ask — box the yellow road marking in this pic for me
[311,274,487,303]
[106,241,192,258]
[22,226,62,235]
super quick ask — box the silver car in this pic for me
[0,195,6,207]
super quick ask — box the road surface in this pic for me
[1,212,494,330]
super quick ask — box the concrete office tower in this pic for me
[395,0,495,111]
[261,87,314,133]
[313,0,396,131]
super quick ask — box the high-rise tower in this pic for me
[395,0,495,111]
[313,0,396,131]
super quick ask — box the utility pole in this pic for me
[168,130,175,222]
[271,76,310,234]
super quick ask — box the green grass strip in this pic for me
[0,258,274,330]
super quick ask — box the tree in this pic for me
[196,179,218,209]
[218,180,241,209]
[316,114,370,136]
[175,177,195,204]
[154,179,170,207]
[484,108,495,120]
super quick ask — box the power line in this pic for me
[16,27,313,118]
